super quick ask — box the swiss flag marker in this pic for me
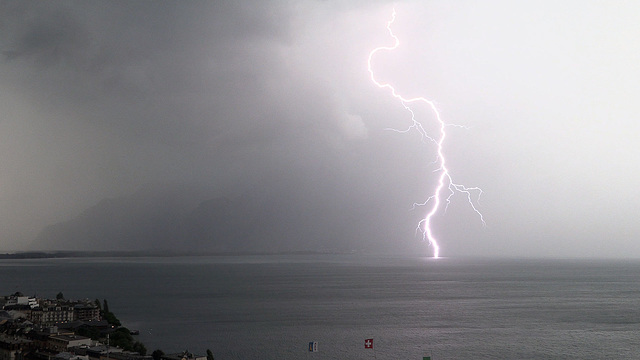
[364,338,373,349]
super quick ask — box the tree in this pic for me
[56,292,64,300]
[206,349,214,360]
[95,299,102,311]
[101,299,121,326]
[133,342,147,356]
[152,349,164,360]
[110,327,136,351]
[109,327,133,344]
[76,325,101,340]
[103,311,121,327]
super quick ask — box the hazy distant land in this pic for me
[0,249,349,260]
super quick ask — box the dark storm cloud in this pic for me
[3,6,88,65]
[2,1,639,257]
[0,0,412,252]
[0,1,297,159]
[2,1,291,100]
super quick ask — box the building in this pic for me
[80,345,123,360]
[161,352,205,360]
[33,304,74,325]
[0,335,31,360]
[3,295,101,326]
[48,334,94,353]
[102,351,150,360]
[73,304,100,322]
[3,297,37,310]
[53,352,90,360]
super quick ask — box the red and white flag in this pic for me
[364,338,373,349]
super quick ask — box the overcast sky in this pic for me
[1,1,639,257]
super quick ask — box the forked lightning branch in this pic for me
[367,9,486,258]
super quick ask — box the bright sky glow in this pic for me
[368,9,485,258]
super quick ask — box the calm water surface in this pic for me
[1,255,640,359]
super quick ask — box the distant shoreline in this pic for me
[0,249,355,259]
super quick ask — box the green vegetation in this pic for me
[101,299,122,327]
[152,349,165,360]
[110,327,147,355]
[76,325,101,340]
[132,341,148,356]
[103,311,121,326]
[75,299,146,355]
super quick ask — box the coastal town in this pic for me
[0,292,211,360]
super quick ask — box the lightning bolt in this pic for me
[367,9,485,258]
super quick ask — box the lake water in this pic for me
[1,255,640,359]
